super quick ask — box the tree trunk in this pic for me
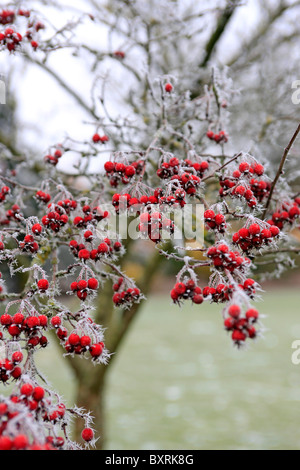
[70,243,168,449]
[73,363,107,449]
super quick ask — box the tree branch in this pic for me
[263,122,300,218]
[200,1,240,67]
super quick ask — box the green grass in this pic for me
[8,289,300,450]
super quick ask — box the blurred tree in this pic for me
[1,0,300,449]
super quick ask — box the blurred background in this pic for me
[1,0,300,450]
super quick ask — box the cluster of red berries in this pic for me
[184,158,210,178]
[0,27,23,51]
[170,279,203,305]
[18,223,43,253]
[224,304,259,347]
[50,316,105,361]
[0,9,17,25]
[202,284,234,303]
[0,351,23,383]
[56,198,78,213]
[0,7,42,53]
[65,333,104,358]
[0,311,48,349]
[5,203,22,223]
[112,192,154,213]
[204,209,227,234]
[207,243,251,273]
[267,199,300,229]
[0,203,22,226]
[19,233,40,253]
[158,187,187,208]
[232,223,280,252]
[69,237,122,261]
[112,277,141,307]
[220,179,258,208]
[0,9,31,25]
[41,204,69,233]
[138,211,175,243]
[104,159,145,187]
[24,18,45,49]
[92,133,109,144]
[70,278,99,300]
[219,160,268,207]
[112,188,188,214]
[206,130,228,144]
[249,178,271,202]
[0,384,71,450]
[73,204,109,228]
[35,190,51,204]
[0,186,10,203]
[44,148,64,166]
[202,278,257,304]
[156,158,202,196]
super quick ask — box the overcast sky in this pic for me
[0,0,261,173]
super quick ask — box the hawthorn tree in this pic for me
[0,0,300,450]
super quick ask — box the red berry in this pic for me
[0,436,12,451]
[253,163,264,176]
[80,336,91,348]
[21,383,34,396]
[78,249,90,260]
[88,278,98,290]
[192,294,204,304]
[0,314,12,326]
[92,133,101,143]
[81,427,94,442]
[204,209,215,220]
[270,226,280,237]
[69,333,80,346]
[239,162,250,173]
[31,40,38,49]
[32,386,45,401]
[90,343,103,357]
[12,351,23,363]
[38,315,48,327]
[245,308,259,321]
[32,223,42,234]
[97,243,109,254]
[228,305,241,318]
[174,282,186,295]
[165,83,173,93]
[232,330,246,342]
[215,214,225,225]
[37,279,49,291]
[104,161,115,172]
[77,280,88,290]
[13,435,28,450]
[248,223,261,235]
[51,316,61,328]
[70,281,78,291]
[57,327,68,341]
